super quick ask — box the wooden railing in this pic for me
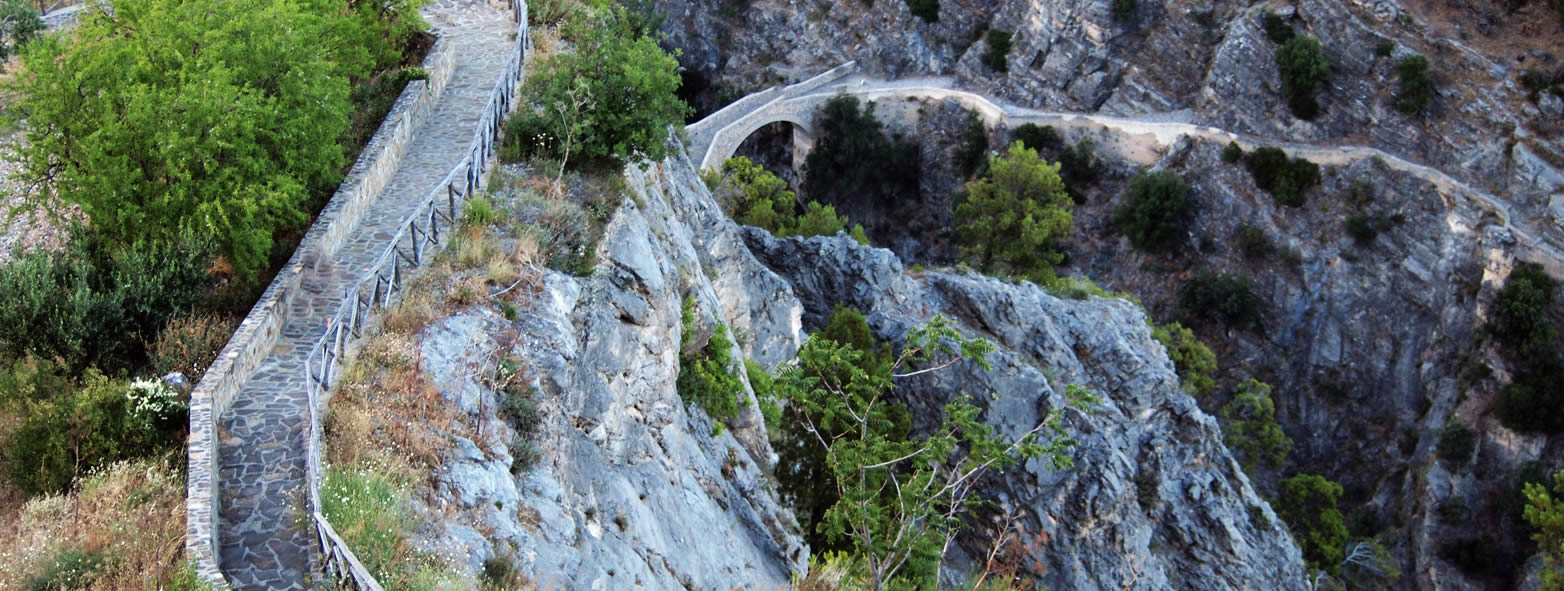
[300,1,528,589]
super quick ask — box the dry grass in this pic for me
[326,332,466,486]
[0,454,187,590]
[149,313,240,381]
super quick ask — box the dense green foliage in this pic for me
[768,313,1083,589]
[1375,40,1395,57]
[1395,55,1436,115]
[0,236,213,375]
[905,0,938,22]
[0,0,41,62]
[1437,421,1475,465]
[1152,322,1216,396]
[1234,224,1275,260]
[502,8,689,167]
[707,157,867,243]
[1492,263,1564,432]
[1222,141,1244,164]
[1262,11,1294,44]
[771,306,900,555]
[1012,123,1063,153]
[1525,471,1564,591]
[1056,137,1102,203]
[677,297,744,429]
[9,0,411,277]
[1275,35,1331,119]
[952,109,989,178]
[1220,379,1293,471]
[3,372,184,495]
[1178,272,1259,329]
[1243,147,1320,207]
[801,96,922,220]
[1346,211,1402,244]
[1277,473,1350,575]
[1493,263,1557,365]
[981,29,1013,72]
[1115,170,1191,253]
[954,142,1074,282]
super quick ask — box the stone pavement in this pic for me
[215,2,516,589]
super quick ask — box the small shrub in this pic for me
[1346,211,1402,244]
[1277,474,1349,575]
[1221,141,1244,163]
[495,358,543,474]
[1114,169,1191,253]
[22,548,107,591]
[1151,322,1216,396]
[1437,421,1475,465]
[1112,0,1136,21]
[1012,123,1062,152]
[1235,224,1274,260]
[1491,262,1557,365]
[1243,147,1319,207]
[677,297,745,426]
[980,30,1013,72]
[462,195,498,227]
[1276,35,1331,120]
[1178,272,1259,329]
[4,373,176,495]
[0,0,42,63]
[1220,379,1293,471]
[952,109,988,178]
[1375,40,1395,57]
[1262,11,1294,44]
[1057,137,1102,203]
[905,0,938,22]
[150,314,240,381]
[1395,54,1436,115]
[1437,495,1469,523]
[1343,179,1375,206]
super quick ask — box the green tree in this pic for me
[772,315,1086,589]
[706,156,867,242]
[1151,322,1216,396]
[1220,379,1293,471]
[4,373,179,494]
[905,0,938,22]
[1395,55,1436,115]
[954,141,1073,282]
[981,30,1013,72]
[504,8,689,167]
[1278,473,1350,575]
[1243,147,1320,207]
[0,0,41,63]
[10,0,376,277]
[676,297,744,429]
[1115,169,1191,253]
[1275,35,1331,119]
[802,96,921,219]
[1178,272,1259,329]
[1524,471,1564,591]
[1492,262,1557,364]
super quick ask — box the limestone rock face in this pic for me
[744,229,1311,591]
[413,143,1313,589]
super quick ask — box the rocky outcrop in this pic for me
[744,228,1311,590]
[408,138,1315,588]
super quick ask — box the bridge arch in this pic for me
[702,112,814,172]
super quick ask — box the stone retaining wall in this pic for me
[183,38,460,586]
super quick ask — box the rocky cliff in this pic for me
[405,139,1311,588]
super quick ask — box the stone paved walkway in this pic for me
[216,2,515,589]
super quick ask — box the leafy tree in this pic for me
[707,157,867,243]
[1220,379,1292,471]
[8,0,379,277]
[1524,471,1564,591]
[954,141,1073,282]
[1492,262,1557,365]
[1151,322,1216,396]
[1012,123,1062,153]
[1395,55,1436,115]
[1437,421,1475,465]
[905,0,938,22]
[802,96,921,221]
[1178,272,1259,329]
[1243,147,1320,207]
[952,109,989,178]
[4,373,181,494]
[0,0,41,63]
[1115,170,1191,253]
[1262,11,1294,44]
[770,314,1086,589]
[0,235,213,374]
[503,8,689,167]
[1222,141,1244,163]
[980,30,1013,72]
[1275,35,1331,119]
[1056,137,1102,203]
[1278,473,1350,575]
